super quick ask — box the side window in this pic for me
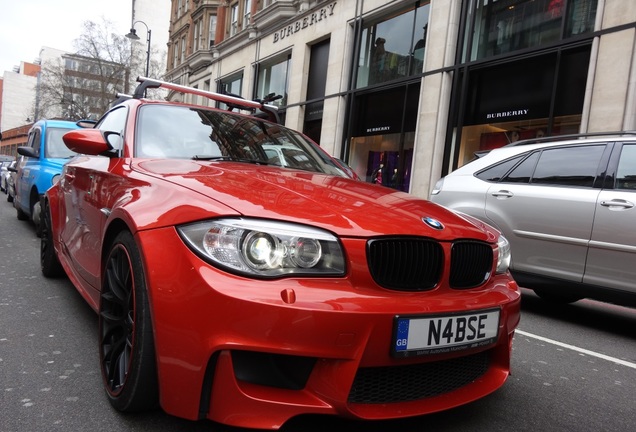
[475,154,526,182]
[531,145,605,187]
[29,129,42,155]
[503,152,540,183]
[97,106,128,151]
[615,144,636,190]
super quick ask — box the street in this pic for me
[1,196,635,432]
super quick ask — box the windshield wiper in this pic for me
[192,155,279,166]
[192,155,232,161]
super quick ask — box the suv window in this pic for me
[504,152,540,183]
[530,145,605,187]
[616,144,636,190]
[475,154,526,182]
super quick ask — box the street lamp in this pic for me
[126,20,151,78]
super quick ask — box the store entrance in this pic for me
[348,83,419,191]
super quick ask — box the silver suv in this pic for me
[430,133,636,307]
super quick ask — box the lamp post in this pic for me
[126,20,151,78]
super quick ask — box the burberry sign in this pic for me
[273,2,337,43]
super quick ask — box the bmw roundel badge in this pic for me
[422,217,444,230]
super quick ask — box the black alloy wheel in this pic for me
[99,231,159,412]
[40,199,64,278]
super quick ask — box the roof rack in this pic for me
[505,130,636,147]
[132,76,281,123]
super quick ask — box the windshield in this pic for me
[46,127,77,158]
[136,104,346,176]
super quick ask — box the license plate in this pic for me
[392,309,500,357]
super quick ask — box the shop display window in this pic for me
[466,0,597,61]
[356,2,430,88]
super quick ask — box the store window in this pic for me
[356,1,430,88]
[348,84,419,191]
[456,45,591,167]
[466,0,597,61]
[303,39,330,145]
[255,54,291,107]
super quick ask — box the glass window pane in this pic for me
[616,144,636,190]
[565,0,598,36]
[468,0,598,61]
[356,2,430,88]
[503,152,540,183]
[532,145,604,187]
[476,154,526,182]
[257,56,290,106]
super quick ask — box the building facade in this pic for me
[166,0,636,198]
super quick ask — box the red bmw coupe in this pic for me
[41,77,520,429]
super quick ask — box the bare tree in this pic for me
[36,18,140,121]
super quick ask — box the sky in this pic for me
[0,0,133,73]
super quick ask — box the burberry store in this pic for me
[182,0,634,198]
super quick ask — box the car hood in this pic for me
[133,159,495,241]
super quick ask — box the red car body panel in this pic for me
[46,96,521,429]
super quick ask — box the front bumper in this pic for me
[137,227,521,429]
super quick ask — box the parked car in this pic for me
[430,132,636,307]
[0,159,15,193]
[42,77,520,429]
[7,162,18,202]
[14,119,80,235]
[3,160,17,201]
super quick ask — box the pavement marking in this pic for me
[516,329,636,370]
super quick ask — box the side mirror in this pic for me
[63,129,115,157]
[17,146,38,158]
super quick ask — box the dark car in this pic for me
[42,77,520,429]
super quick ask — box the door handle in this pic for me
[600,199,634,209]
[491,190,513,198]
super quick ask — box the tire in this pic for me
[99,231,159,412]
[533,288,582,304]
[7,193,12,202]
[40,199,65,278]
[32,199,42,237]
[16,204,28,221]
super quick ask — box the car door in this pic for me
[60,106,128,289]
[483,144,607,282]
[17,127,41,212]
[584,143,636,292]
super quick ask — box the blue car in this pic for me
[14,119,80,235]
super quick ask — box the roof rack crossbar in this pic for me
[135,76,264,110]
[132,76,281,123]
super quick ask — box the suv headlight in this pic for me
[178,218,346,277]
[496,235,511,274]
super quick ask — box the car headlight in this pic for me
[177,218,346,277]
[496,235,511,274]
